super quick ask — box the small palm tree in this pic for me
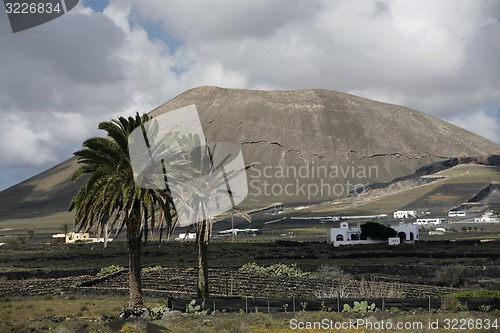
[60,223,70,237]
[229,206,251,242]
[27,229,35,240]
[172,135,247,297]
[69,113,175,310]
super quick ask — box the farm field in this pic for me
[1,239,499,298]
[2,221,499,332]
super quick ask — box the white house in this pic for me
[327,222,418,247]
[218,228,259,236]
[474,211,499,223]
[448,210,466,217]
[393,210,417,219]
[178,232,197,240]
[393,223,419,242]
[52,232,111,244]
[414,218,444,225]
[327,222,362,244]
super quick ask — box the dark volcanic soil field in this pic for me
[0,240,499,298]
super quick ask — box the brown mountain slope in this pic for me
[0,86,498,226]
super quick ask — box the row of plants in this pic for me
[239,262,311,278]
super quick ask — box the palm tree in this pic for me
[69,113,175,310]
[229,206,251,242]
[172,136,247,297]
[60,223,70,237]
[194,205,250,296]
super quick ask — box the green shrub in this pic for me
[387,307,402,313]
[143,265,162,273]
[315,265,349,279]
[360,222,396,240]
[441,295,467,313]
[239,262,311,278]
[27,230,35,239]
[97,265,125,277]
[435,265,467,287]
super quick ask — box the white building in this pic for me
[327,222,363,245]
[218,228,259,236]
[414,218,444,225]
[393,210,417,219]
[327,222,418,247]
[448,211,466,217]
[393,223,419,242]
[178,232,197,240]
[52,232,112,244]
[474,210,499,223]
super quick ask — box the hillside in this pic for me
[0,86,498,229]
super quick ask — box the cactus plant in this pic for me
[342,300,376,313]
[147,304,168,320]
[186,299,209,315]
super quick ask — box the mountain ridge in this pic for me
[0,86,498,225]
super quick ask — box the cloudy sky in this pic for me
[0,0,499,190]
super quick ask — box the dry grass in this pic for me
[0,296,499,333]
[0,295,164,321]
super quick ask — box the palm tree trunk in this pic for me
[196,221,209,297]
[103,222,108,249]
[127,225,143,310]
[231,215,234,242]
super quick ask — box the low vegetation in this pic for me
[342,300,376,313]
[239,262,311,278]
[97,265,126,277]
[434,264,468,287]
[0,239,498,331]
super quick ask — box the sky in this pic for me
[0,0,499,190]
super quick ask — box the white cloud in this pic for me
[123,0,500,117]
[129,0,320,42]
[449,110,500,144]
[0,0,499,189]
[0,113,57,167]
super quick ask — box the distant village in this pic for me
[326,208,498,247]
[51,201,499,247]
